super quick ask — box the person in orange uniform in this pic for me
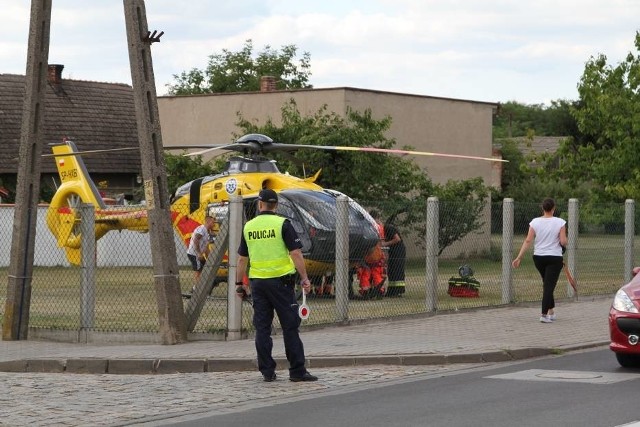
[357,210,386,298]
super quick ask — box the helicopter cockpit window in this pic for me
[259,160,279,173]
[274,197,296,221]
[322,189,372,224]
[276,195,314,253]
[226,158,280,174]
[279,190,338,230]
[226,158,257,173]
[240,162,258,173]
[275,197,306,235]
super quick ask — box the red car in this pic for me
[609,267,640,367]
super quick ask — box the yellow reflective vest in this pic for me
[244,214,295,278]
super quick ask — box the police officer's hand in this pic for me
[301,278,311,294]
[235,282,249,300]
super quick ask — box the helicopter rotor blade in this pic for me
[300,145,507,162]
[164,144,236,157]
[249,142,507,163]
[42,147,139,157]
[176,142,300,157]
[162,132,507,163]
[178,143,507,162]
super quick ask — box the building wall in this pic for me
[158,89,347,148]
[157,88,496,186]
[343,90,495,185]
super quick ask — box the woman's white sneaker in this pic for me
[540,315,553,323]
[549,313,556,321]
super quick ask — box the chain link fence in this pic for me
[0,197,633,342]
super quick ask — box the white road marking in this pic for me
[615,422,640,427]
[485,369,640,384]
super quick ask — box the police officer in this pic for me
[236,189,318,383]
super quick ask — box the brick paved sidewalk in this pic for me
[0,297,612,374]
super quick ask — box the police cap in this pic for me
[258,189,278,203]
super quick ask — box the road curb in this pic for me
[0,342,609,375]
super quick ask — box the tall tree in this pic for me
[167,40,312,95]
[555,31,640,201]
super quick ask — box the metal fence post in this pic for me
[227,196,244,340]
[625,199,635,284]
[568,198,579,298]
[335,195,349,323]
[502,198,514,303]
[80,204,96,330]
[425,197,439,312]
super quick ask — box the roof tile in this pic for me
[0,73,141,174]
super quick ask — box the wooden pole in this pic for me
[3,0,52,340]
[123,0,187,344]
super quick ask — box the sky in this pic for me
[1,0,639,105]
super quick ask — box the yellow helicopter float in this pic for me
[46,133,504,293]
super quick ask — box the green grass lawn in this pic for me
[0,234,631,334]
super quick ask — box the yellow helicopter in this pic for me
[46,133,504,292]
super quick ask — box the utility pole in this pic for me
[124,0,187,344]
[3,0,51,340]
[123,0,187,344]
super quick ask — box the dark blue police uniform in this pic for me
[238,211,308,379]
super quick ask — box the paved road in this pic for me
[0,364,476,426]
[174,348,640,427]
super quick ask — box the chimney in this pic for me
[47,64,64,85]
[260,76,277,92]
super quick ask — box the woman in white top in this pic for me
[512,198,568,323]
